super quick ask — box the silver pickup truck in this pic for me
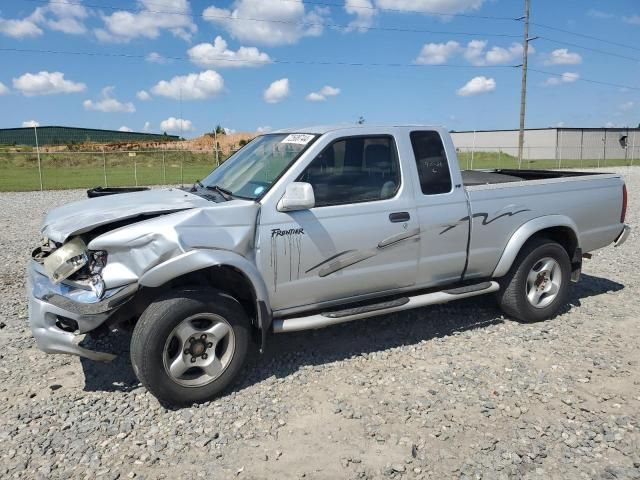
[28,125,630,405]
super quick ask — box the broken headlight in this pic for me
[43,237,89,284]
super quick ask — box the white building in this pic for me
[450,128,640,162]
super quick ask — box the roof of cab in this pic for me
[272,124,446,135]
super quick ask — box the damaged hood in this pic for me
[42,188,213,243]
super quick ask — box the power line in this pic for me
[22,0,519,21]
[530,22,640,52]
[538,36,640,63]
[528,68,640,91]
[19,0,521,37]
[0,46,518,68]
[2,46,639,92]
[280,0,517,20]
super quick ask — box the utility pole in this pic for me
[214,128,219,167]
[517,0,531,169]
[34,125,43,191]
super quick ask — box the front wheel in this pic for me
[496,237,571,323]
[130,289,250,406]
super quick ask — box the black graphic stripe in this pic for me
[305,250,356,274]
[439,209,531,235]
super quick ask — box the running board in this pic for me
[272,281,500,333]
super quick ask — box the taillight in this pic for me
[621,184,627,223]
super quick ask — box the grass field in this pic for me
[0,149,635,191]
[455,151,633,170]
[0,150,224,191]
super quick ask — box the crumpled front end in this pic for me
[28,193,261,361]
[27,260,136,361]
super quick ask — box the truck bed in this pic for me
[461,169,604,186]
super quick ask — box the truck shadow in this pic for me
[79,273,623,397]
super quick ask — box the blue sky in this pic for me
[0,0,638,136]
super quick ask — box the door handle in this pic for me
[389,212,410,223]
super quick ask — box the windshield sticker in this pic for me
[254,186,265,195]
[281,134,314,145]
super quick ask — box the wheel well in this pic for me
[122,265,259,331]
[169,265,258,324]
[530,226,578,259]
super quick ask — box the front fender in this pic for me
[492,215,580,278]
[139,249,272,329]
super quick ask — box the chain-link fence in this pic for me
[453,128,639,171]
[1,136,638,192]
[456,144,638,171]
[0,148,227,192]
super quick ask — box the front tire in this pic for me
[497,237,571,323]
[130,289,250,406]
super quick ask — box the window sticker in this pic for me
[281,134,315,145]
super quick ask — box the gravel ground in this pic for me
[0,167,638,480]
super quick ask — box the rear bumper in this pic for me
[27,261,137,361]
[614,225,630,247]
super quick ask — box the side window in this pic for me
[298,136,400,207]
[410,131,452,195]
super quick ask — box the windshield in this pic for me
[201,133,317,200]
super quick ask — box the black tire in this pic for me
[130,289,250,406]
[496,237,571,323]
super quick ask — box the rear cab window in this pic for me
[410,131,452,195]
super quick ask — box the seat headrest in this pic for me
[364,144,390,169]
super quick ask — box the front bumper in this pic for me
[27,261,137,361]
[614,225,630,247]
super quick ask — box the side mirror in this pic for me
[277,182,315,212]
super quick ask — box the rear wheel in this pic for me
[497,237,571,323]
[130,289,250,406]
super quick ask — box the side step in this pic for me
[272,281,499,333]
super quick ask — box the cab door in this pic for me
[408,130,470,287]
[258,134,420,312]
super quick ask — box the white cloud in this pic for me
[543,72,580,86]
[95,0,197,43]
[202,0,329,46]
[146,52,169,64]
[619,101,634,112]
[463,40,530,65]
[188,36,271,68]
[264,78,290,103]
[375,0,485,14]
[0,16,43,38]
[223,127,237,134]
[463,39,486,64]
[143,121,152,132]
[256,125,272,133]
[84,86,136,113]
[160,117,193,132]
[151,70,225,100]
[544,48,582,65]
[0,82,9,95]
[306,85,341,101]
[457,76,496,96]
[137,90,152,101]
[22,120,40,127]
[587,9,614,19]
[40,0,89,34]
[13,71,86,96]
[118,126,133,132]
[306,92,326,102]
[320,85,340,96]
[414,41,460,64]
[623,15,640,25]
[345,0,377,32]
[0,1,88,38]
